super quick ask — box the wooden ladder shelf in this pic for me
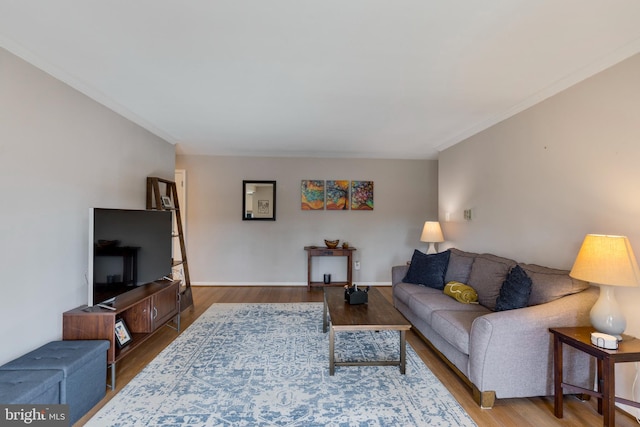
[146,176,194,312]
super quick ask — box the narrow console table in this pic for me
[304,246,356,290]
[550,326,640,427]
[63,281,180,389]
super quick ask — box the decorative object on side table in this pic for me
[325,239,339,249]
[420,221,444,254]
[96,239,120,249]
[569,234,640,339]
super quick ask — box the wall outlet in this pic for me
[354,261,361,270]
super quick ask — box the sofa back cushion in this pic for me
[444,248,478,284]
[518,263,590,306]
[467,254,517,310]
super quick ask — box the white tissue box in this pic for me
[590,332,618,350]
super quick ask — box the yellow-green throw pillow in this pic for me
[444,281,479,304]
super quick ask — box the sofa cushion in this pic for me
[403,249,450,290]
[431,309,490,355]
[444,248,478,284]
[467,254,517,310]
[403,283,488,324]
[495,265,533,311]
[393,281,441,308]
[518,263,590,306]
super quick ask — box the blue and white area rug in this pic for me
[88,303,476,426]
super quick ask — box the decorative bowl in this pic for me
[324,239,339,249]
[96,239,120,249]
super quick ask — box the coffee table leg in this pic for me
[400,330,406,374]
[323,295,328,333]
[329,326,335,375]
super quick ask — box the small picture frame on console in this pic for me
[160,195,174,209]
[114,318,132,348]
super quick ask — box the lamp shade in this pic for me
[569,234,640,287]
[420,221,444,243]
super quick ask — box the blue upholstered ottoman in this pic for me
[0,340,110,424]
[0,369,63,404]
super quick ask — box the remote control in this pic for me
[97,303,116,311]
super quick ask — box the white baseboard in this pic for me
[192,281,392,287]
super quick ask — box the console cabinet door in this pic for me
[121,298,152,333]
[151,283,179,330]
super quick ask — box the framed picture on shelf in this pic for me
[114,318,132,348]
[160,195,174,209]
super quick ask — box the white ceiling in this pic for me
[2,1,640,159]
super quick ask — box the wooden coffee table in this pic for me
[323,287,411,375]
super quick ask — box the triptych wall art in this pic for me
[301,180,374,211]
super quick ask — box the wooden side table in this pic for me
[549,326,640,427]
[304,246,356,291]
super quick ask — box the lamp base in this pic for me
[426,243,437,255]
[590,284,626,338]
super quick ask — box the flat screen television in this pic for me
[88,208,173,307]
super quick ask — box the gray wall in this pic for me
[175,155,438,285]
[439,53,640,412]
[0,48,175,365]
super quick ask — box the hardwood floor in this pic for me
[76,286,638,426]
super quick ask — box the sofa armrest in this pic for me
[392,265,409,288]
[468,286,598,397]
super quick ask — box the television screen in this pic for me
[89,208,172,306]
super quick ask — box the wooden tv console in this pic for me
[63,281,180,388]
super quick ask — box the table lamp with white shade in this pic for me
[420,221,444,255]
[569,234,640,340]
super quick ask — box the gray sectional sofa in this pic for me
[392,248,598,408]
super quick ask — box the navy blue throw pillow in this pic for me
[495,265,533,311]
[403,249,450,290]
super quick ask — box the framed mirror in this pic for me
[243,181,276,221]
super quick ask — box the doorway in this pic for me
[172,170,187,280]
